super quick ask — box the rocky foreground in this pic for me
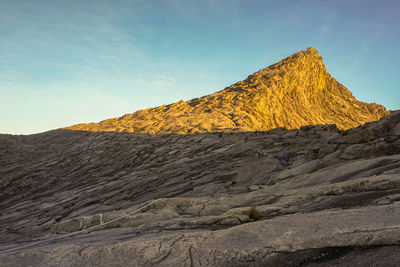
[65,47,388,134]
[0,111,400,266]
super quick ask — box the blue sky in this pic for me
[1,0,399,134]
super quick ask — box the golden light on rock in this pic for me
[65,47,388,134]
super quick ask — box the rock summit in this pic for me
[66,47,388,134]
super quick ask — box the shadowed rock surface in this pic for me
[0,110,399,266]
[65,47,388,134]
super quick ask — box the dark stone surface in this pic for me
[0,111,399,266]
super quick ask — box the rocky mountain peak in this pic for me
[305,46,319,55]
[239,46,324,90]
[65,48,388,134]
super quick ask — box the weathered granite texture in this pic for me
[65,47,388,134]
[0,110,399,266]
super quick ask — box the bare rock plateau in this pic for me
[1,110,400,266]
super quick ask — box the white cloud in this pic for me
[151,75,177,88]
[319,25,331,34]
[360,45,368,53]
[92,94,112,100]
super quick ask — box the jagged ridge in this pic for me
[66,47,388,134]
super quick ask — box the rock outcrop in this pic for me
[65,47,388,134]
[0,110,399,266]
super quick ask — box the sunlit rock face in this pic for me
[65,47,388,134]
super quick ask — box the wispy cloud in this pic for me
[0,0,152,90]
[319,25,331,34]
[348,44,369,73]
[152,75,177,87]
[133,75,177,90]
